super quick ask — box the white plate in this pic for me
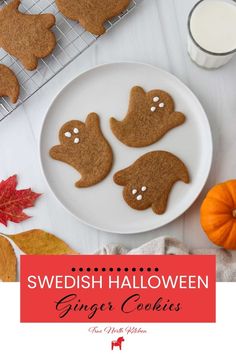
[40,62,212,234]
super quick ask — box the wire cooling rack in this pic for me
[0,0,140,121]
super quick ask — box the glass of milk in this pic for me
[188,0,236,69]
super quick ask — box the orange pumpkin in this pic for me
[200,180,236,249]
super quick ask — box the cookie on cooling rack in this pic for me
[113,151,190,215]
[0,0,56,71]
[50,113,113,188]
[56,0,131,35]
[0,64,19,104]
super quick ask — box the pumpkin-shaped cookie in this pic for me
[200,180,236,249]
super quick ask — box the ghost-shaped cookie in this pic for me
[50,113,113,188]
[56,0,131,35]
[113,151,190,214]
[0,64,19,103]
[110,86,186,147]
[0,0,56,71]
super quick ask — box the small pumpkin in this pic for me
[200,180,236,249]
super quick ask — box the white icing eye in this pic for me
[132,189,137,195]
[136,195,143,201]
[153,96,159,102]
[74,137,80,144]
[159,102,165,108]
[64,132,71,138]
[73,128,79,134]
[151,106,156,112]
[141,186,147,192]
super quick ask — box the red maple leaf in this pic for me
[0,175,41,226]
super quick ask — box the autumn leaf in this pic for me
[0,236,16,282]
[8,229,79,255]
[0,230,79,282]
[0,175,41,226]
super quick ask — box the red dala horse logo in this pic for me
[111,336,125,350]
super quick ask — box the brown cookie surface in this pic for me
[0,0,56,71]
[50,113,113,187]
[56,0,131,35]
[110,86,186,147]
[114,151,190,214]
[0,64,19,103]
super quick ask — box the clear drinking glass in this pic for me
[187,0,236,69]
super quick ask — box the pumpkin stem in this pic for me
[232,209,236,218]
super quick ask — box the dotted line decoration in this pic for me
[71,267,159,272]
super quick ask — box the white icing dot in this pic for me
[151,106,156,112]
[159,102,165,108]
[136,195,143,201]
[153,96,159,102]
[64,131,71,138]
[73,128,79,134]
[141,186,147,192]
[132,189,137,195]
[74,137,80,144]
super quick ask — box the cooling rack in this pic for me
[0,0,140,121]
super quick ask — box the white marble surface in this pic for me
[1,0,236,254]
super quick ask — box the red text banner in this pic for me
[20,255,216,323]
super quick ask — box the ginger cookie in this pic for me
[56,0,131,35]
[0,64,19,103]
[0,0,56,71]
[110,86,186,147]
[0,236,16,282]
[113,151,190,214]
[50,113,113,188]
